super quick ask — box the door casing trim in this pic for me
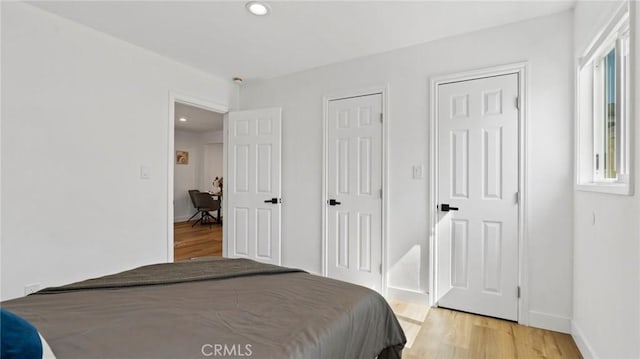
[428,62,529,325]
[321,85,389,296]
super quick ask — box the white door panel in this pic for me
[437,74,519,321]
[327,94,383,292]
[227,108,281,265]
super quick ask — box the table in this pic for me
[208,192,222,224]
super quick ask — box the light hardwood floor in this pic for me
[173,225,580,358]
[391,301,582,359]
[173,221,222,261]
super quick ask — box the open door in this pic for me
[226,108,282,265]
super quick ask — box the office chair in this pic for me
[187,189,201,222]
[192,192,221,228]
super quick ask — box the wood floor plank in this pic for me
[173,221,222,261]
[396,307,582,359]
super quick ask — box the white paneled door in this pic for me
[436,74,519,321]
[327,94,383,292]
[227,108,282,265]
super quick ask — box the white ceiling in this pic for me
[30,1,574,81]
[175,103,224,132]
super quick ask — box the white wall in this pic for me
[174,130,204,222]
[240,11,575,332]
[204,143,224,191]
[1,2,235,300]
[201,130,225,195]
[572,2,640,358]
[202,130,224,145]
[0,1,4,301]
[173,130,223,222]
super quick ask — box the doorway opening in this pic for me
[167,93,228,262]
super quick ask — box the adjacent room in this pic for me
[173,101,225,261]
[1,1,638,358]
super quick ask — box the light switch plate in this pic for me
[412,165,423,179]
[140,165,150,180]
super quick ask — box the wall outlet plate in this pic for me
[24,283,41,296]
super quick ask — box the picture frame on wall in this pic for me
[176,150,189,165]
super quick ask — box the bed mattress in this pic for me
[2,258,406,358]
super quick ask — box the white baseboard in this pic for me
[174,215,194,223]
[528,310,572,334]
[571,320,597,359]
[386,286,430,305]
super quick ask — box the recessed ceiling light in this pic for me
[246,1,270,16]
[179,118,187,122]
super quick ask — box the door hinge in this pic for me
[517,286,521,298]
[379,188,383,198]
[515,191,520,204]
[380,113,383,123]
[379,263,383,274]
[515,96,520,110]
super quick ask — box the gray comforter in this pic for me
[2,258,406,358]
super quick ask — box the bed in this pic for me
[1,257,406,358]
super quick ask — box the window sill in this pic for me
[575,182,634,196]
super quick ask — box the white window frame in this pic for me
[576,2,634,195]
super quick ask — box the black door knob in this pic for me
[440,204,459,212]
[264,198,280,204]
[328,199,341,206]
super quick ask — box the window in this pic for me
[576,3,633,195]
